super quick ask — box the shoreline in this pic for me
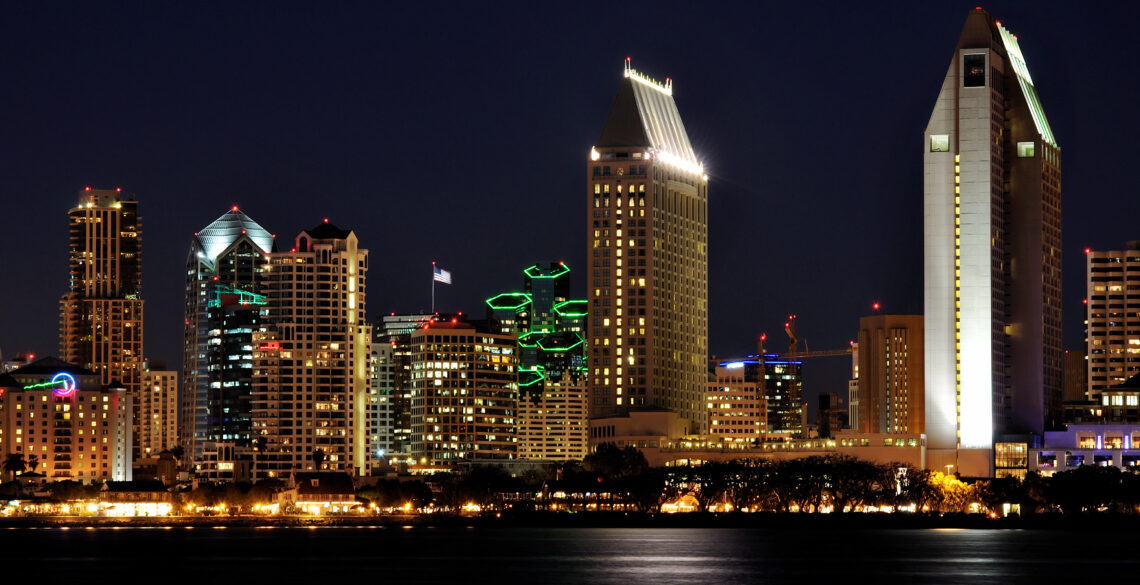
[1,512,1137,530]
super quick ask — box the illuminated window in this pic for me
[1017,141,1035,158]
[930,134,949,152]
[963,54,985,87]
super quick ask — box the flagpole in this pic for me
[431,261,436,314]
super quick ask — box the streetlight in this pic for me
[945,464,955,477]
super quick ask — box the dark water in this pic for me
[0,526,1132,583]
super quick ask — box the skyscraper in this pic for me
[409,316,517,470]
[252,220,371,477]
[371,313,432,467]
[924,8,1062,475]
[487,261,589,461]
[587,60,709,434]
[182,207,276,464]
[1085,242,1140,400]
[856,314,924,435]
[762,355,803,437]
[60,187,144,453]
[139,360,178,459]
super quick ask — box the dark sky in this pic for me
[3,1,1138,413]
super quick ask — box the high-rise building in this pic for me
[409,316,517,470]
[59,188,144,453]
[1085,242,1140,400]
[587,60,709,434]
[706,360,767,444]
[181,207,276,464]
[487,261,589,461]
[848,343,860,430]
[855,314,925,435]
[0,357,133,481]
[924,8,1062,475]
[371,313,431,468]
[252,220,371,477]
[1063,349,1088,403]
[817,393,848,439]
[762,355,803,437]
[139,360,178,458]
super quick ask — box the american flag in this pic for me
[433,264,452,284]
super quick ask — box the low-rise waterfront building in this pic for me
[0,357,133,482]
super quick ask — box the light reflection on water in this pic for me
[0,526,1132,584]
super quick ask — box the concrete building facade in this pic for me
[1085,242,1140,400]
[252,221,372,478]
[409,317,517,470]
[0,357,132,482]
[924,8,1062,476]
[59,188,144,454]
[587,61,709,434]
[706,361,767,444]
[139,361,177,458]
[372,313,431,468]
[856,314,924,435]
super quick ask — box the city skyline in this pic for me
[3,2,1139,412]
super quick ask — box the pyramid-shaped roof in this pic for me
[7,356,95,377]
[597,66,698,166]
[955,9,1057,148]
[305,221,352,240]
[195,208,275,264]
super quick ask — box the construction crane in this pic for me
[766,314,853,360]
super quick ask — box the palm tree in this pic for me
[26,455,40,474]
[3,454,27,498]
[3,453,26,482]
[311,448,326,471]
[253,436,268,479]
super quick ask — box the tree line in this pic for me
[9,444,1140,515]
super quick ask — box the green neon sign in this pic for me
[553,299,589,318]
[524,263,571,280]
[485,292,532,311]
[537,333,585,353]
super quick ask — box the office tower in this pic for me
[371,313,432,467]
[762,355,803,437]
[587,60,709,434]
[409,316,517,469]
[182,207,276,464]
[817,393,847,439]
[59,188,144,451]
[856,314,925,435]
[924,8,1062,474]
[1086,242,1140,399]
[139,360,178,458]
[1063,349,1088,402]
[848,343,860,430]
[0,357,133,481]
[487,261,589,461]
[252,220,372,477]
[706,360,767,444]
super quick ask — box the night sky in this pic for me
[3,2,1138,413]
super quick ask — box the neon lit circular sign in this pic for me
[51,372,77,397]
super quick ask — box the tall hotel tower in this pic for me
[1086,242,1140,400]
[588,61,708,434]
[182,207,276,465]
[924,8,1062,475]
[252,221,372,477]
[60,188,144,442]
